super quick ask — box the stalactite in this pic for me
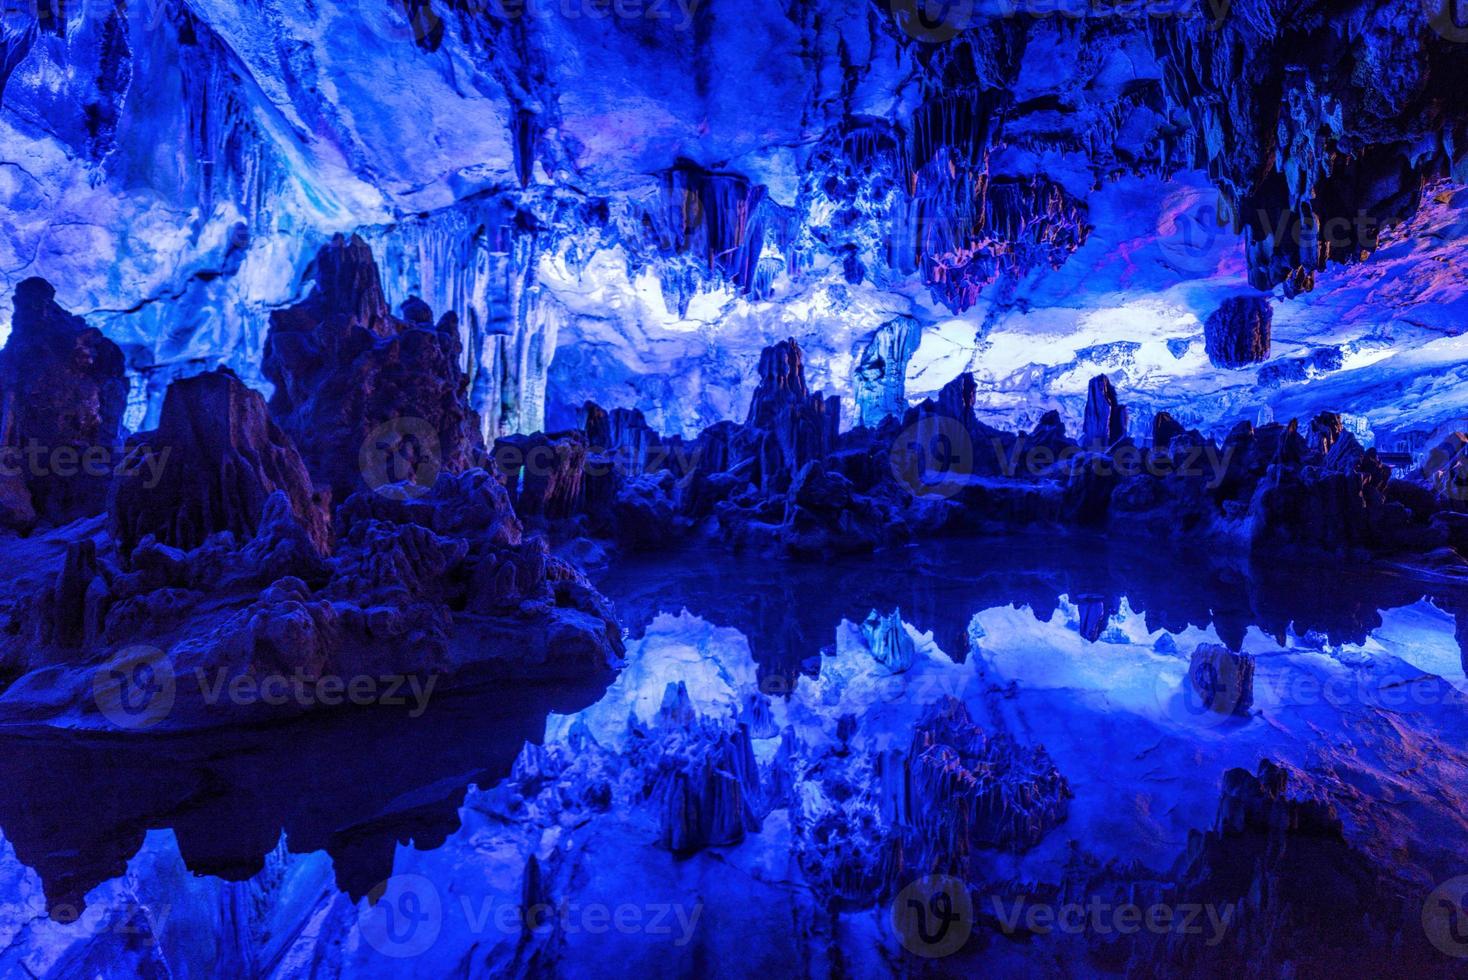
[512,107,538,188]
[1148,4,1457,293]
[910,168,1088,312]
[894,698,1071,878]
[907,87,1005,181]
[641,159,793,300]
[360,197,573,441]
[177,7,282,221]
[0,20,35,106]
[853,315,921,427]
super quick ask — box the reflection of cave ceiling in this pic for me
[1,1,1466,444]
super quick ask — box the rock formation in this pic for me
[1151,410,1186,450]
[853,316,921,428]
[740,338,840,494]
[506,346,1468,572]
[1188,643,1255,718]
[262,235,482,501]
[1082,374,1127,449]
[658,722,763,854]
[1204,296,1272,368]
[861,608,914,674]
[895,698,1071,875]
[0,278,128,529]
[1133,760,1437,976]
[109,368,330,563]
[495,431,589,521]
[1414,432,1468,509]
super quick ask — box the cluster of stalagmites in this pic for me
[894,699,1071,869]
[0,239,622,729]
[1125,760,1445,977]
[4,230,1467,725]
[968,759,1443,974]
[459,635,1432,972]
[262,235,482,503]
[488,334,1468,568]
[0,278,128,532]
[488,680,1074,915]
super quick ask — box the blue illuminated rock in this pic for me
[1187,643,1255,718]
[1082,374,1127,450]
[1204,296,1273,369]
[263,236,482,502]
[0,278,128,528]
[108,368,329,563]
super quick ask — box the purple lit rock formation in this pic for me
[1,5,1468,975]
[1082,374,1127,450]
[896,698,1071,871]
[263,235,482,502]
[1204,295,1273,369]
[109,368,330,562]
[0,278,128,530]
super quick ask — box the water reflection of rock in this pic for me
[0,678,609,912]
[5,537,1466,940]
[598,534,1468,687]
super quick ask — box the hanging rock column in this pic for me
[1204,296,1272,368]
